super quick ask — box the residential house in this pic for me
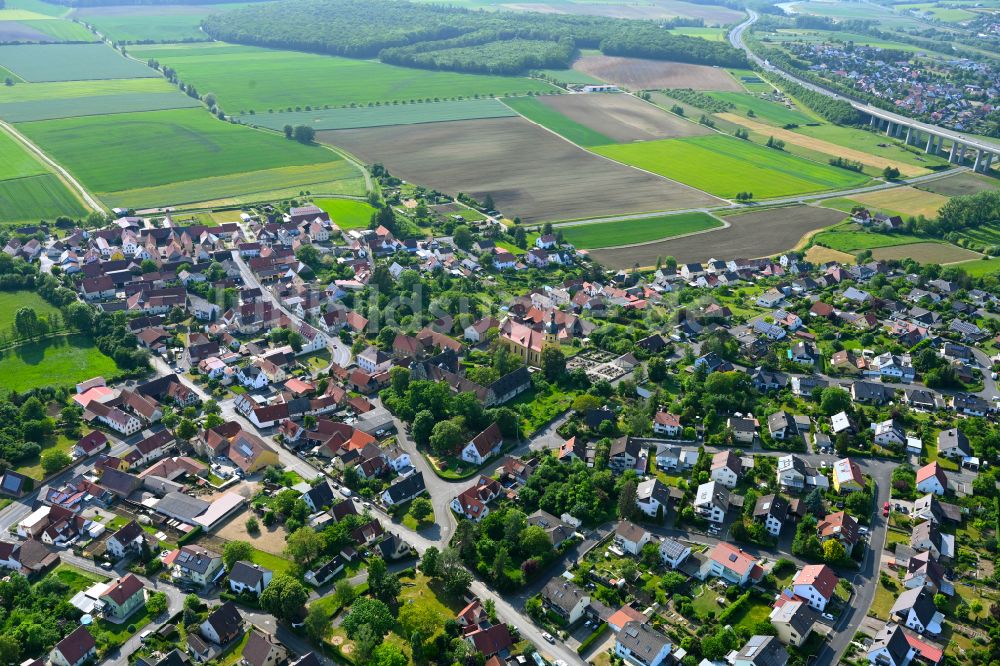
[526,510,576,547]
[381,471,426,506]
[791,564,838,612]
[652,411,681,437]
[541,579,590,624]
[817,511,860,551]
[200,602,244,646]
[635,478,670,518]
[99,573,145,620]
[461,423,503,465]
[241,629,287,666]
[768,411,797,441]
[710,451,742,488]
[229,561,272,596]
[450,476,502,522]
[733,635,788,666]
[753,494,789,537]
[614,520,651,555]
[936,429,970,460]
[911,522,954,559]
[700,542,760,585]
[609,436,642,474]
[727,416,758,444]
[915,462,947,496]
[769,599,818,648]
[694,481,730,523]
[615,621,672,666]
[50,626,97,666]
[106,520,158,560]
[890,586,943,635]
[659,538,691,569]
[776,455,808,492]
[867,623,915,666]
[872,419,907,448]
[171,545,224,587]
[832,458,864,493]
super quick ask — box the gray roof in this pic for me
[735,635,788,666]
[753,494,789,522]
[937,429,970,455]
[770,599,818,636]
[156,491,210,521]
[636,478,670,506]
[659,537,688,561]
[384,471,426,503]
[542,579,588,615]
[891,586,938,626]
[616,621,671,660]
[870,624,911,666]
[175,545,220,574]
[229,560,269,588]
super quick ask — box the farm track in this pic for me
[0,119,103,213]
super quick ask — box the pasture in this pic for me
[717,115,928,177]
[558,212,721,249]
[130,42,555,112]
[0,291,60,331]
[238,98,516,132]
[593,134,869,199]
[852,187,949,218]
[502,96,613,146]
[319,116,719,223]
[571,55,742,91]
[812,225,925,252]
[707,91,813,126]
[314,198,377,230]
[953,257,1000,277]
[18,108,342,200]
[72,3,250,43]
[0,43,157,81]
[871,242,981,263]
[589,204,843,267]
[0,334,118,391]
[532,92,710,142]
[918,171,999,197]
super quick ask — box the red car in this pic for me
[882,501,890,517]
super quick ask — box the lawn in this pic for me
[238,98,516,131]
[508,383,577,437]
[16,432,77,480]
[953,256,1000,277]
[706,91,813,126]
[593,135,868,199]
[502,96,613,147]
[870,578,898,620]
[0,333,118,391]
[53,563,108,594]
[250,548,294,576]
[0,42,157,81]
[558,212,722,249]
[130,42,555,113]
[314,198,378,230]
[0,292,61,329]
[17,108,349,205]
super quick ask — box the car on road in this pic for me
[100,561,113,570]
[883,501,890,517]
[541,632,555,644]
[858,527,869,535]
[822,613,835,621]
[340,487,352,497]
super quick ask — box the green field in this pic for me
[896,2,977,21]
[729,68,772,93]
[0,91,201,122]
[18,108,344,200]
[670,26,727,40]
[0,77,176,102]
[21,18,96,41]
[813,225,926,252]
[0,334,118,391]
[73,3,251,43]
[2,0,70,17]
[238,97,516,131]
[558,212,722,249]
[314,198,377,230]
[502,95,613,146]
[0,128,86,222]
[0,128,47,179]
[793,123,951,169]
[0,291,60,330]
[535,67,604,85]
[953,256,1000,277]
[954,222,1000,248]
[0,43,158,81]
[131,42,556,112]
[706,91,814,126]
[593,135,869,199]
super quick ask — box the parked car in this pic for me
[541,632,555,644]
[822,613,835,621]
[340,487,352,497]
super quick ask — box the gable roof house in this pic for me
[867,623,915,666]
[753,494,789,537]
[791,564,838,612]
[700,542,761,586]
[614,520,651,555]
[733,635,788,666]
[769,598,818,648]
[50,626,97,666]
[710,450,742,488]
[890,586,943,635]
[615,621,672,666]
[541,579,591,624]
[241,629,287,666]
[200,601,244,646]
[694,480,730,524]
[635,478,670,518]
[99,573,146,620]
[461,423,503,465]
[817,511,859,551]
[229,561,273,596]
[915,462,947,496]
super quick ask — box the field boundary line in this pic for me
[0,119,104,214]
[581,214,731,251]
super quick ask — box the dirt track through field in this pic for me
[716,113,926,177]
[319,116,720,223]
[588,204,844,267]
[539,93,710,142]
[573,55,742,91]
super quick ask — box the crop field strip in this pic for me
[320,116,720,223]
[71,3,251,43]
[0,43,158,81]
[0,125,86,222]
[237,98,517,132]
[531,92,711,142]
[0,91,201,122]
[131,42,556,112]
[852,187,950,218]
[557,212,722,249]
[588,204,845,267]
[592,134,870,200]
[706,91,813,127]
[16,17,96,42]
[571,55,743,91]
[917,172,1000,197]
[502,96,614,147]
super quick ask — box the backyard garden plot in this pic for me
[588,204,844,267]
[320,116,720,223]
[238,98,516,131]
[716,114,928,177]
[571,55,743,91]
[871,242,981,263]
[852,187,950,218]
[917,171,999,197]
[0,334,118,391]
[131,42,555,112]
[532,92,711,142]
[707,91,813,126]
[17,108,346,204]
[313,198,377,230]
[0,43,157,81]
[71,3,249,43]
[557,212,721,249]
[593,134,869,199]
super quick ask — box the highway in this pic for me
[728,11,1000,157]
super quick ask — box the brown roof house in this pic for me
[241,628,287,666]
[50,626,97,666]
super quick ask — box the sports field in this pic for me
[558,212,721,249]
[72,3,250,43]
[593,134,869,199]
[239,98,516,132]
[0,43,157,81]
[852,187,949,218]
[130,42,555,112]
[314,198,378,230]
[503,96,613,147]
[707,91,813,126]
[0,334,118,391]
[17,108,343,199]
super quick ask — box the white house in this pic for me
[693,481,729,523]
[659,538,691,569]
[792,564,838,612]
[915,462,947,496]
[710,450,741,488]
[614,520,651,555]
[890,586,943,635]
[652,411,681,437]
[615,621,672,666]
[228,561,273,597]
[635,478,669,517]
[460,423,502,465]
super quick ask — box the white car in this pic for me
[340,487,352,497]
[541,632,555,644]
[822,613,835,621]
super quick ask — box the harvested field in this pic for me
[572,55,742,91]
[918,171,999,197]
[319,116,719,223]
[853,186,949,218]
[871,242,981,264]
[536,92,710,142]
[716,113,926,177]
[805,244,855,264]
[588,204,843,267]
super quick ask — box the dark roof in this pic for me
[872,623,911,666]
[229,560,269,588]
[384,471,426,504]
[616,621,670,661]
[204,601,243,641]
[735,635,787,666]
[753,494,789,522]
[303,481,335,510]
[54,626,96,664]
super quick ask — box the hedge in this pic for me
[717,590,751,624]
[577,623,610,654]
[177,526,203,546]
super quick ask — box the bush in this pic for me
[577,623,610,654]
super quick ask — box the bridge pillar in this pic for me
[974,149,984,172]
[870,115,878,128]
[925,134,935,153]
[985,153,994,172]
[949,142,959,163]
[904,127,912,145]
[896,124,905,138]
[885,122,894,137]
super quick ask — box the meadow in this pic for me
[0,43,157,81]
[72,3,252,43]
[18,108,343,198]
[706,91,813,126]
[793,123,950,170]
[812,225,927,252]
[669,26,727,41]
[852,187,949,218]
[0,334,118,391]
[314,198,377,230]
[0,77,175,103]
[0,291,60,330]
[593,134,869,199]
[502,96,613,147]
[953,257,1000,277]
[131,42,555,112]
[558,212,721,249]
[239,98,516,131]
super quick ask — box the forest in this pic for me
[201,0,745,74]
